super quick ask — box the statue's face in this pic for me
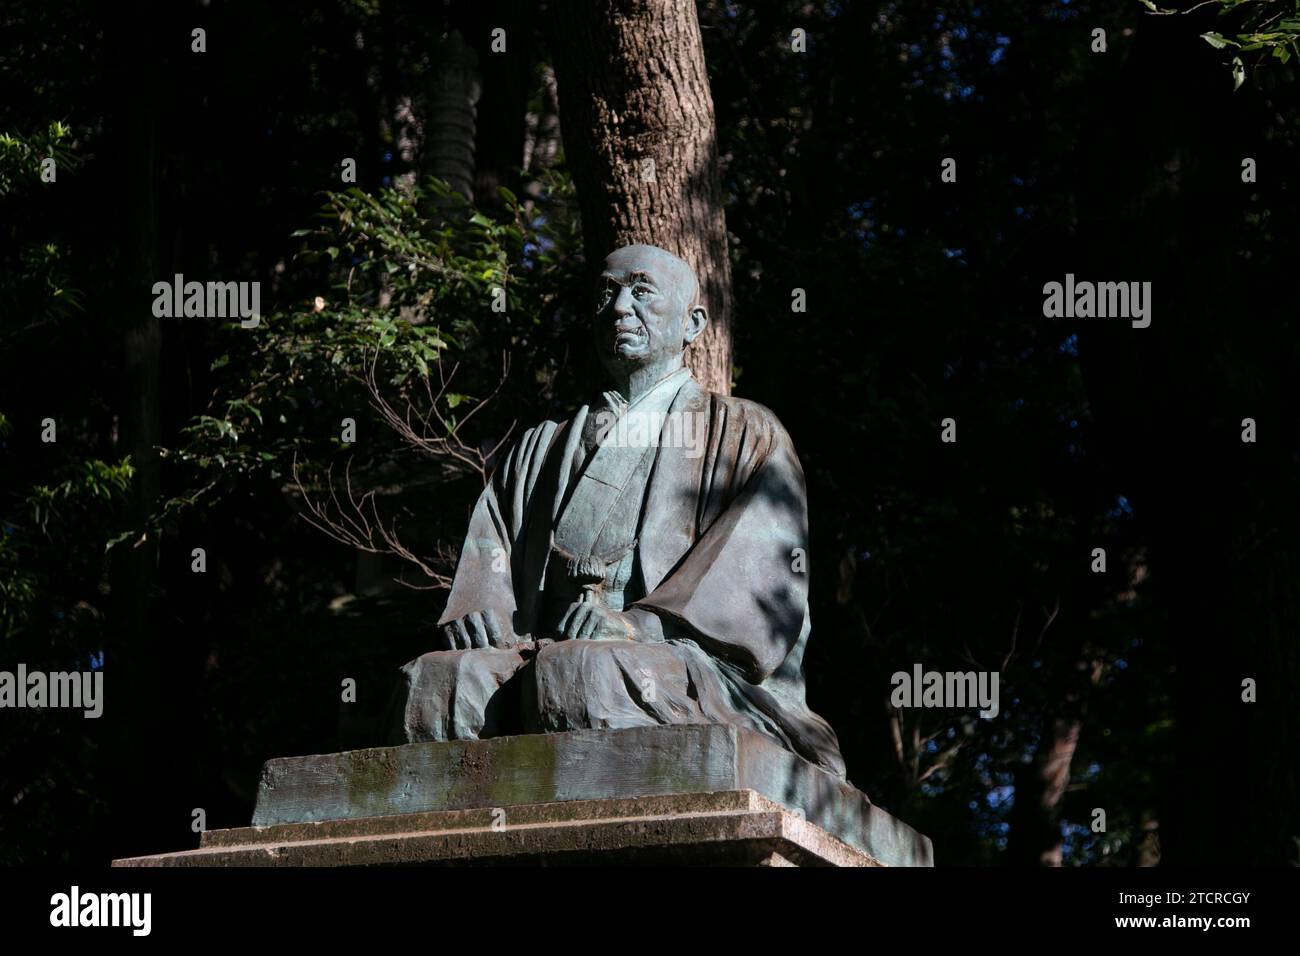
[594,245,704,372]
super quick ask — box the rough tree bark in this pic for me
[549,0,733,396]
[1006,651,1100,866]
[422,31,481,205]
[1006,716,1082,866]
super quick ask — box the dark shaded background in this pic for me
[2,0,1296,867]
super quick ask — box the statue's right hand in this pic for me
[440,608,518,650]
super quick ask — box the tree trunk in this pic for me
[105,0,164,859]
[1006,716,1081,866]
[423,30,481,204]
[448,0,538,213]
[549,0,733,395]
[1006,645,1101,866]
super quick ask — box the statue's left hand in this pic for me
[556,599,637,642]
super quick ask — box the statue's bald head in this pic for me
[603,244,701,316]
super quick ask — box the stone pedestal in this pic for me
[116,790,881,866]
[113,725,932,867]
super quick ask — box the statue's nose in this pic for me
[612,284,636,316]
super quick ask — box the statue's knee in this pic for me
[402,647,520,683]
[534,639,621,680]
[532,639,682,731]
[397,648,525,742]
[402,647,471,679]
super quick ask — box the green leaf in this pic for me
[1232,55,1246,90]
[104,530,136,553]
[1201,32,1230,50]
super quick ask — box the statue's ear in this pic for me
[683,305,708,345]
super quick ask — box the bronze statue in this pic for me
[393,243,846,778]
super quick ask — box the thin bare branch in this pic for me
[291,452,453,590]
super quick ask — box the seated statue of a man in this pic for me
[392,243,846,778]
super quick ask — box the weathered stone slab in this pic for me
[247,725,932,866]
[113,790,880,867]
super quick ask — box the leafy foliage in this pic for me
[1142,0,1300,88]
[155,175,582,578]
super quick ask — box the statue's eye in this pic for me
[633,284,652,299]
[598,285,614,309]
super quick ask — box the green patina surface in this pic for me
[344,747,406,817]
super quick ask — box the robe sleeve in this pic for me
[630,401,810,684]
[437,421,558,635]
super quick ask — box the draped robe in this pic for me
[394,370,846,778]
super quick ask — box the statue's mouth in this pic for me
[611,326,647,358]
